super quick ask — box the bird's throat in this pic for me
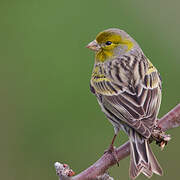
[95,49,114,62]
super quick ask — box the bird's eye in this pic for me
[105,41,112,46]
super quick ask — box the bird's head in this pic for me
[87,28,136,62]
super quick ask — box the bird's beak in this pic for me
[86,40,101,51]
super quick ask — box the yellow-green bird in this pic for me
[87,28,162,179]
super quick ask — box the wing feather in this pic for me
[90,55,162,138]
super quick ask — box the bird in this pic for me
[86,28,163,179]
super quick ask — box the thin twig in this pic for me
[55,104,180,180]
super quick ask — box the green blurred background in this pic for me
[0,0,179,179]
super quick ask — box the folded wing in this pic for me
[90,56,162,138]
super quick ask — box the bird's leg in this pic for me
[104,134,119,166]
[108,134,117,152]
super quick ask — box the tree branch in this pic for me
[55,104,180,180]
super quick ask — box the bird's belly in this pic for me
[96,94,123,128]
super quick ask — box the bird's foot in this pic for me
[104,144,119,166]
[152,125,171,150]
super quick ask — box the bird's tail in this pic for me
[129,129,163,179]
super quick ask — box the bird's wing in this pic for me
[90,55,162,138]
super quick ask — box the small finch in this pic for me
[87,28,163,179]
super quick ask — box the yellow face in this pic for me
[87,29,134,62]
[96,31,133,62]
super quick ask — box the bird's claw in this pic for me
[104,145,119,166]
[152,126,171,150]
